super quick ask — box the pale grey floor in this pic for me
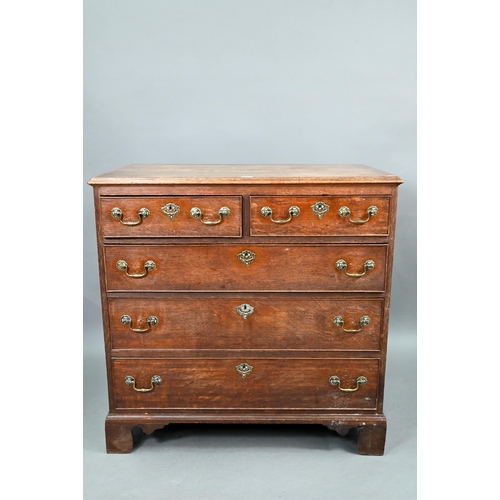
[83,326,416,500]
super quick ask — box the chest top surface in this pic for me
[88,164,403,185]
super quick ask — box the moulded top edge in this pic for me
[88,164,404,186]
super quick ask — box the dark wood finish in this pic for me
[111,358,380,410]
[356,422,387,455]
[105,413,387,454]
[108,297,384,351]
[97,183,396,198]
[326,417,387,455]
[250,196,390,236]
[104,418,135,453]
[89,164,402,455]
[100,196,242,238]
[105,418,167,454]
[103,244,388,292]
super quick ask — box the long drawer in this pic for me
[112,358,380,410]
[108,297,384,351]
[104,244,388,292]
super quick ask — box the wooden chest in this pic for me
[88,164,403,455]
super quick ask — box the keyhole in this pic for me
[236,303,254,318]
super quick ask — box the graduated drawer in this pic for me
[250,196,390,236]
[100,196,242,237]
[112,358,380,410]
[109,297,384,351]
[104,244,388,292]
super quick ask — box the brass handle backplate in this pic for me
[338,205,378,224]
[335,259,375,278]
[116,259,156,278]
[111,207,150,226]
[329,375,367,392]
[190,206,230,225]
[333,315,371,333]
[124,375,162,392]
[260,205,300,224]
[120,315,159,333]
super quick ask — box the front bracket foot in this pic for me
[326,418,387,455]
[105,417,168,453]
[356,422,386,455]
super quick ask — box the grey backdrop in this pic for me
[83,1,416,498]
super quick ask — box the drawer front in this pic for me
[112,358,380,410]
[250,196,390,236]
[100,196,242,237]
[104,244,388,292]
[109,297,384,351]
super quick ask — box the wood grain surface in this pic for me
[250,195,390,236]
[103,244,388,292]
[108,297,384,351]
[100,196,242,238]
[111,357,380,410]
[89,164,403,185]
[90,163,401,455]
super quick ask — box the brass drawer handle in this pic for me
[120,315,158,333]
[329,375,367,392]
[260,205,300,224]
[116,259,156,278]
[190,206,230,225]
[111,207,150,226]
[338,205,378,224]
[335,259,375,278]
[333,315,371,333]
[124,375,162,392]
[235,363,253,378]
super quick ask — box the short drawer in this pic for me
[108,297,384,351]
[104,244,388,292]
[111,358,380,410]
[250,196,390,236]
[100,196,242,237]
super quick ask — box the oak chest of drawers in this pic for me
[88,164,403,455]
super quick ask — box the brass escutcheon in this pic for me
[237,250,256,267]
[311,201,330,219]
[235,363,253,378]
[236,303,254,319]
[161,202,180,220]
